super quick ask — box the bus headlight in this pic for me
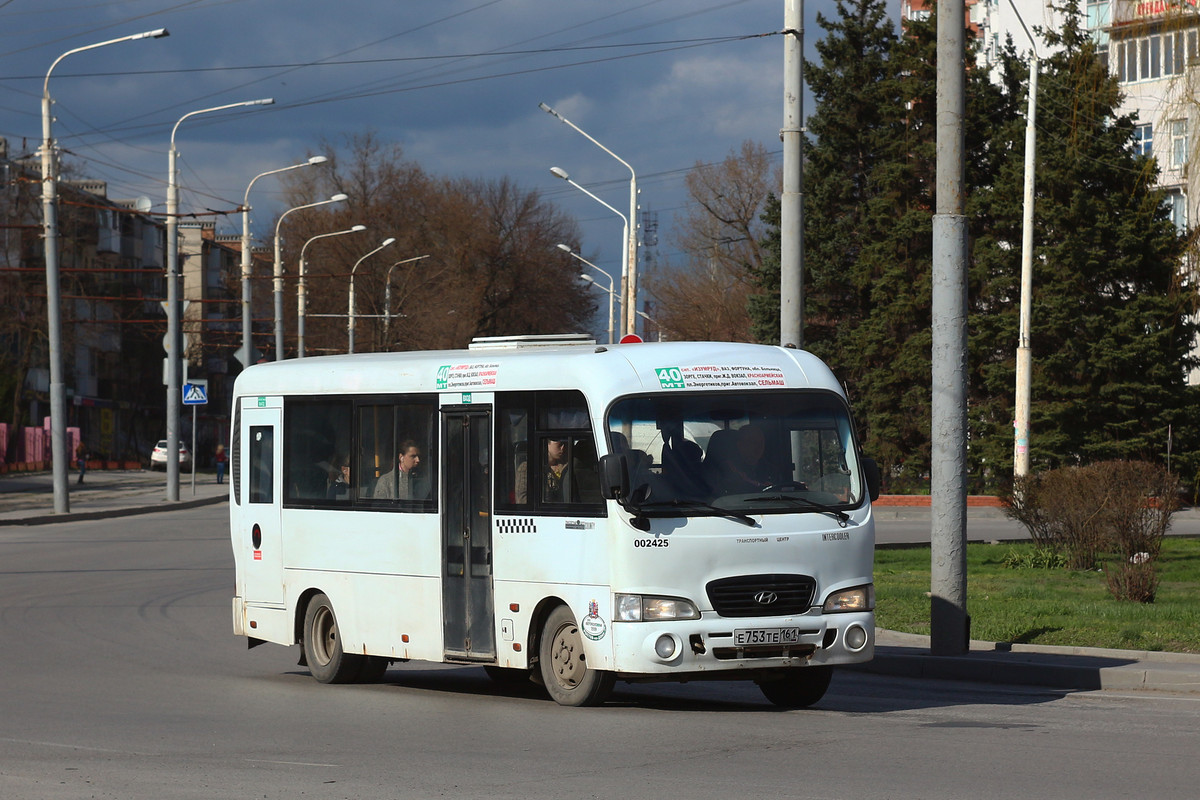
[615,594,700,622]
[822,584,875,613]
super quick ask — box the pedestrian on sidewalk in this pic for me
[215,443,227,485]
[75,442,87,485]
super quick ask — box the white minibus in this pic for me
[229,335,879,707]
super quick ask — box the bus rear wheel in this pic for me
[303,593,364,684]
[538,605,614,707]
[757,666,833,709]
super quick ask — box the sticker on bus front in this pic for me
[655,365,786,390]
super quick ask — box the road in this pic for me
[2,505,1199,799]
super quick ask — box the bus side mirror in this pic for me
[598,454,629,500]
[862,457,881,502]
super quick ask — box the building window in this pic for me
[1165,191,1188,234]
[1170,119,1188,170]
[1134,124,1153,157]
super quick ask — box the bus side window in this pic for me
[249,426,273,504]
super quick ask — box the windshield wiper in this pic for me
[631,498,757,527]
[745,494,852,527]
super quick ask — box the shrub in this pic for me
[1002,461,1179,573]
[1105,559,1159,603]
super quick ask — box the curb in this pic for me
[851,631,1200,694]
[0,492,228,527]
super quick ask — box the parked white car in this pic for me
[149,440,191,470]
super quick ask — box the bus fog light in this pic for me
[844,624,868,652]
[654,634,677,659]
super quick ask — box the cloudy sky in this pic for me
[0,0,830,291]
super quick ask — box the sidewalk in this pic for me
[2,470,1198,695]
[0,467,228,526]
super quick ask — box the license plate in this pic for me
[734,627,802,646]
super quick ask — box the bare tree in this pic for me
[277,133,592,355]
[648,140,776,341]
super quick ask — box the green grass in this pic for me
[873,538,1200,653]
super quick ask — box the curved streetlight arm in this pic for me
[172,98,273,148]
[549,167,628,228]
[44,28,168,98]
[540,103,635,179]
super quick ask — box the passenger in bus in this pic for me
[514,436,574,503]
[326,455,351,499]
[371,440,430,500]
[705,424,771,495]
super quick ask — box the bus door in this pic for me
[441,408,495,660]
[239,400,284,607]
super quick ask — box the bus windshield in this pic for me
[606,391,864,515]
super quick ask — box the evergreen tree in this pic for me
[971,16,1200,479]
[753,0,1008,490]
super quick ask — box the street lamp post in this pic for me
[1010,0,1040,480]
[383,254,432,342]
[297,224,366,358]
[557,243,615,344]
[549,166,628,338]
[539,103,638,336]
[242,156,328,366]
[348,238,396,353]
[40,27,168,514]
[166,97,273,502]
[273,193,348,360]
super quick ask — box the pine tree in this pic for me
[973,16,1200,476]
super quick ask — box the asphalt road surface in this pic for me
[2,505,1199,799]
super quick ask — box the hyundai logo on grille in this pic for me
[754,590,779,605]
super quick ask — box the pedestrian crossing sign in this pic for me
[183,382,208,405]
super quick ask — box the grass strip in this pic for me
[874,537,1200,653]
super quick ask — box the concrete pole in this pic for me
[166,143,181,501]
[40,85,68,514]
[780,0,804,348]
[931,0,970,656]
[1012,3,1039,480]
[241,203,254,365]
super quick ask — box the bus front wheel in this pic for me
[538,605,614,707]
[757,666,833,709]
[303,593,363,684]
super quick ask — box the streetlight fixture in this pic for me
[297,224,366,358]
[557,243,616,344]
[273,193,349,359]
[539,102,638,337]
[242,155,328,365]
[383,254,432,342]
[348,238,397,353]
[40,27,169,514]
[166,97,273,502]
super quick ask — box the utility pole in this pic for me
[780,0,804,348]
[931,0,970,655]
